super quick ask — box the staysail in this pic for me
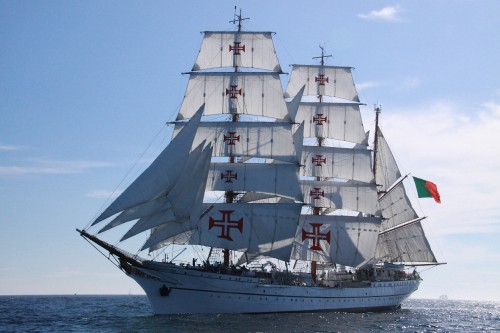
[373,126,437,264]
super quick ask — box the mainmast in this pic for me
[224,8,249,267]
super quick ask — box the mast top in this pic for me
[312,45,332,66]
[230,7,249,32]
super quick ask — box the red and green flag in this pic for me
[413,177,441,203]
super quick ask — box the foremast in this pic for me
[223,9,245,268]
[142,10,303,262]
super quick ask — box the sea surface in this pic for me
[0,296,497,332]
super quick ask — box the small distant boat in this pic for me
[78,9,445,314]
[439,294,449,300]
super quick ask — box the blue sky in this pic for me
[1,1,499,301]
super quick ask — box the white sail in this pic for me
[143,203,303,261]
[375,128,401,192]
[285,65,359,102]
[207,163,302,201]
[98,143,206,233]
[92,106,204,224]
[192,31,282,72]
[300,180,380,215]
[292,215,381,267]
[301,145,374,183]
[120,144,213,241]
[294,103,366,143]
[374,131,438,265]
[173,121,299,163]
[375,222,437,263]
[379,181,418,230]
[98,198,173,234]
[177,72,289,120]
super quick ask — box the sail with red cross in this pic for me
[292,215,381,267]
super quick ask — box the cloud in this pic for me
[358,6,402,22]
[401,77,421,90]
[356,81,386,91]
[374,99,500,237]
[0,144,26,151]
[0,158,114,176]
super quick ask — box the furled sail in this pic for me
[192,31,282,72]
[284,65,359,102]
[292,215,381,267]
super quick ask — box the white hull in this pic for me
[128,262,419,314]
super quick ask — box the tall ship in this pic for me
[78,11,443,314]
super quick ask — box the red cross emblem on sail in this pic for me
[302,223,331,251]
[208,210,243,241]
[229,42,246,55]
[315,74,329,86]
[221,170,238,183]
[313,114,327,125]
[226,85,242,99]
[310,187,324,200]
[224,132,240,146]
[312,155,326,167]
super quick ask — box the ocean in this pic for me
[0,296,497,332]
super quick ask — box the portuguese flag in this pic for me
[413,177,441,203]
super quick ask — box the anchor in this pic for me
[159,284,172,297]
